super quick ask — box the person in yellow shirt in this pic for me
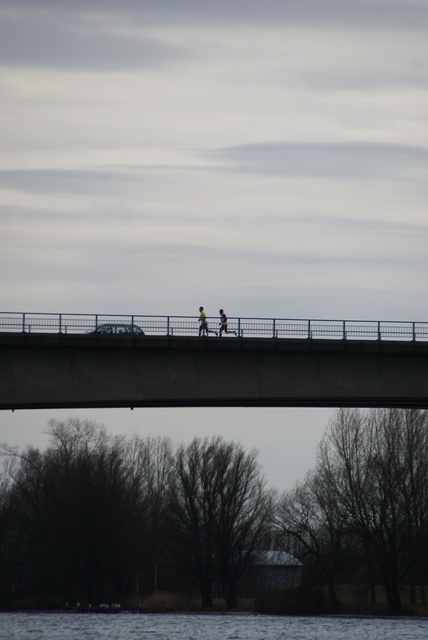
[198,306,208,336]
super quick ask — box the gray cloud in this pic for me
[300,67,428,91]
[6,141,426,189]
[1,2,425,79]
[0,168,145,194]
[206,141,428,179]
[292,213,428,234]
[0,13,188,71]
[2,140,427,202]
[2,0,427,30]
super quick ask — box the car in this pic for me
[89,323,145,335]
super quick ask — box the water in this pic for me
[1,612,428,640]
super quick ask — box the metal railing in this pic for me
[1,312,428,341]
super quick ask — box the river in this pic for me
[1,612,428,640]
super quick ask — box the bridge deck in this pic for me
[1,332,428,410]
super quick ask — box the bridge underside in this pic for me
[1,333,428,410]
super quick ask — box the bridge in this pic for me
[1,312,428,411]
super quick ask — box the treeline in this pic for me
[0,420,274,609]
[1,409,428,614]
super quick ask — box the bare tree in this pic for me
[1,419,147,603]
[276,409,428,613]
[0,455,19,603]
[276,469,349,609]
[212,441,274,608]
[166,436,273,608]
[166,438,216,607]
[315,408,428,613]
[121,434,173,594]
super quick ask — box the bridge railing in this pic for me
[1,312,428,341]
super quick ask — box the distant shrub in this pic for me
[254,586,330,616]
[140,591,189,612]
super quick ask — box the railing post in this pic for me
[131,315,135,330]
[307,320,311,339]
[95,314,99,330]
[342,320,346,340]
[22,313,26,333]
[272,318,276,338]
[377,321,381,341]
[238,318,241,337]
[413,322,416,341]
[167,316,170,336]
[59,314,62,333]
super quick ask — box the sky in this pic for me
[1,0,427,491]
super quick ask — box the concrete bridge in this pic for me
[1,331,428,411]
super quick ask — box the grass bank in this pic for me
[255,584,428,617]
[3,586,428,616]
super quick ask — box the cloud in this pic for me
[204,141,428,180]
[2,0,428,30]
[1,0,426,74]
[0,168,146,195]
[2,141,427,198]
[300,68,428,91]
[0,11,189,71]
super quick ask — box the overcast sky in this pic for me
[1,0,427,491]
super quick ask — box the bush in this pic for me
[254,586,330,616]
[140,591,189,612]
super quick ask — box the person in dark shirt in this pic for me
[218,309,237,336]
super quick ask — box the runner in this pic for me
[218,309,237,336]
